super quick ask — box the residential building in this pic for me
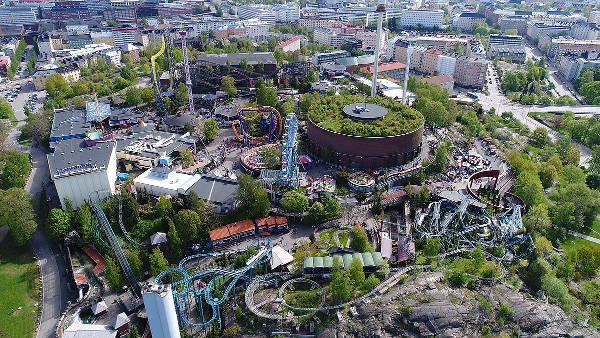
[53,43,119,65]
[312,50,352,66]
[313,25,386,52]
[103,50,122,66]
[236,3,300,24]
[436,54,456,77]
[47,1,91,21]
[90,31,116,47]
[48,137,118,209]
[196,52,277,72]
[32,66,81,91]
[112,27,141,49]
[68,34,93,49]
[400,9,444,28]
[558,55,600,81]
[569,22,600,40]
[110,0,139,22]
[454,56,487,88]
[122,43,140,61]
[276,36,301,53]
[526,22,569,42]
[0,7,37,25]
[488,34,526,62]
[421,49,443,74]
[453,12,485,32]
[361,61,406,81]
[548,38,600,60]
[498,16,528,35]
[591,11,600,24]
[298,18,342,29]
[395,45,426,72]
[423,74,454,93]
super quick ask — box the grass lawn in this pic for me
[561,234,600,254]
[0,240,41,338]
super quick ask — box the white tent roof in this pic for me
[150,232,167,245]
[270,245,293,269]
[63,324,117,338]
[112,312,130,329]
[92,301,107,315]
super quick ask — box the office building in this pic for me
[453,12,485,32]
[400,9,443,28]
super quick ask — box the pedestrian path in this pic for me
[567,230,600,245]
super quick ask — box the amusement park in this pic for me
[8,16,599,338]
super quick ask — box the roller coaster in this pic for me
[414,198,533,261]
[232,106,282,145]
[155,237,273,330]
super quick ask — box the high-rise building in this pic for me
[400,9,443,28]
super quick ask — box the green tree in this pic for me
[121,192,139,229]
[149,248,169,277]
[167,219,183,259]
[259,145,281,169]
[141,86,154,104]
[591,145,600,174]
[350,228,373,252]
[1,151,32,189]
[221,76,237,97]
[513,171,544,206]
[124,86,142,107]
[328,257,352,302]
[76,202,93,243]
[539,163,558,189]
[175,82,189,107]
[423,237,442,257]
[524,204,551,233]
[105,256,123,290]
[362,274,380,291]
[46,208,72,242]
[155,196,174,219]
[0,188,37,246]
[303,201,325,225]
[280,190,309,213]
[203,118,219,141]
[174,210,201,244]
[531,127,551,147]
[280,97,297,117]
[180,148,194,167]
[45,73,71,98]
[126,250,144,276]
[256,83,278,107]
[348,257,365,287]
[236,174,270,219]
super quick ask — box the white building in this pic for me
[142,283,180,338]
[133,167,200,197]
[236,3,299,24]
[103,50,122,66]
[400,9,443,28]
[436,54,456,77]
[66,25,89,35]
[48,139,118,209]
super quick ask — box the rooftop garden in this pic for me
[307,94,423,137]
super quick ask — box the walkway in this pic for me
[567,230,600,245]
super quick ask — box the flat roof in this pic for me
[133,168,200,194]
[188,174,238,205]
[342,103,388,121]
[50,108,91,140]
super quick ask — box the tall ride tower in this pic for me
[370,0,386,97]
[180,30,194,114]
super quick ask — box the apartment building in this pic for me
[0,7,37,25]
[498,16,528,35]
[298,18,343,29]
[548,38,600,60]
[90,31,116,47]
[421,49,443,74]
[276,36,301,53]
[112,27,141,49]
[236,3,299,24]
[423,74,454,93]
[33,66,81,91]
[569,22,600,41]
[558,56,600,81]
[110,0,139,22]
[487,34,525,62]
[436,54,456,77]
[400,9,444,28]
[453,12,485,32]
[454,56,487,88]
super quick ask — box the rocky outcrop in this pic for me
[315,272,597,338]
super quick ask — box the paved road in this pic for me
[1,53,71,337]
[479,64,592,167]
[567,230,600,245]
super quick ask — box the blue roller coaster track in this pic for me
[155,237,273,330]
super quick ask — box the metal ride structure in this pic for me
[232,106,283,146]
[260,113,304,190]
[89,192,141,296]
[150,34,167,111]
[180,30,194,114]
[155,238,273,331]
[414,198,533,261]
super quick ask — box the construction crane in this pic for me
[180,30,194,114]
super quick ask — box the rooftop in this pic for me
[188,174,238,205]
[134,168,200,194]
[423,74,454,85]
[115,125,195,159]
[48,138,115,179]
[343,102,388,121]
